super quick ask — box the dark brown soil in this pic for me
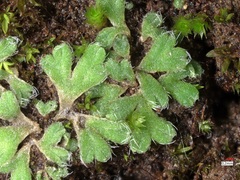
[0,0,240,179]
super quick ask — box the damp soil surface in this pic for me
[1,0,240,179]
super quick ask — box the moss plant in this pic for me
[173,13,210,39]
[214,8,234,23]
[16,41,40,63]
[0,5,15,35]
[199,120,213,134]
[85,5,107,29]
[15,0,41,15]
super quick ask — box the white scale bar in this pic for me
[221,161,234,166]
